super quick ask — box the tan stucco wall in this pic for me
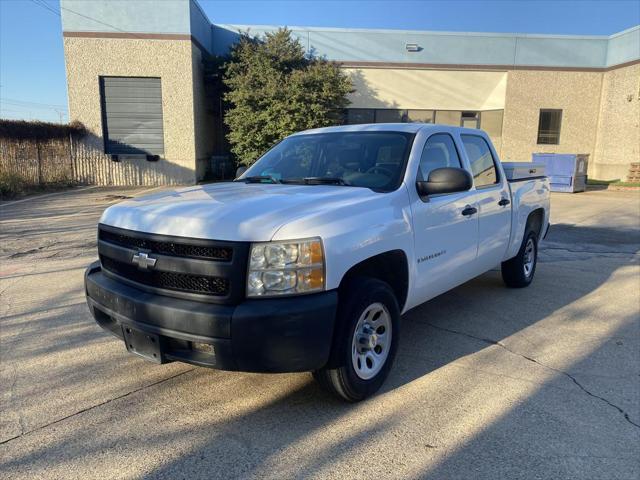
[345,67,507,153]
[345,68,507,111]
[64,37,198,185]
[500,70,603,167]
[593,63,640,180]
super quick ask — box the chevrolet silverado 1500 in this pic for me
[85,124,550,401]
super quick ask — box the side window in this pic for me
[461,135,499,187]
[418,133,462,181]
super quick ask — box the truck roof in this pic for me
[293,123,485,136]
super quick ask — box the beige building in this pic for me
[61,0,640,185]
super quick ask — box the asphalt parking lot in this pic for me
[1,185,639,479]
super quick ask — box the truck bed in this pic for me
[504,175,551,260]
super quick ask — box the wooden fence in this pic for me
[0,120,195,187]
[0,136,77,186]
[0,120,238,187]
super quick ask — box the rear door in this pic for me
[460,134,511,271]
[409,133,480,302]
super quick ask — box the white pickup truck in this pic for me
[85,124,550,401]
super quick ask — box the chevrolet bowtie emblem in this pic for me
[131,252,157,270]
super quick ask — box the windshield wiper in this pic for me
[301,177,351,186]
[254,176,354,186]
[235,175,281,184]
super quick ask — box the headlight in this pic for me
[247,238,324,297]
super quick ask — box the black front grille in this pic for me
[99,228,232,261]
[100,256,229,296]
[97,224,248,303]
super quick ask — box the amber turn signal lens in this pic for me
[308,267,324,289]
[310,241,323,264]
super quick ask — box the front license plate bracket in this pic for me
[122,325,163,364]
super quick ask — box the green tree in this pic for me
[223,28,352,166]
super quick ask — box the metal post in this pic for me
[69,133,76,182]
[36,141,42,186]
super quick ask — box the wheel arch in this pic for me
[526,208,545,240]
[338,249,410,312]
[324,254,407,370]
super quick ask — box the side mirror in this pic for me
[416,167,472,197]
[235,166,248,178]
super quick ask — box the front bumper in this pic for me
[85,261,338,372]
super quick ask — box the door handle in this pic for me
[461,205,477,216]
[498,198,511,206]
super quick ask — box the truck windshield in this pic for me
[240,131,415,192]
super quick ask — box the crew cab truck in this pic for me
[85,124,550,402]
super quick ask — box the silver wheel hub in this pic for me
[523,238,535,277]
[352,302,392,380]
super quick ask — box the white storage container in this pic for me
[501,162,546,181]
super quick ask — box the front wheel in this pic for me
[501,230,538,288]
[313,277,400,402]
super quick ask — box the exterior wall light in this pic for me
[405,43,422,52]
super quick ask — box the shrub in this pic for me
[0,119,86,141]
[223,28,352,166]
[0,172,27,200]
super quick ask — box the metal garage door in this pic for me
[100,77,165,155]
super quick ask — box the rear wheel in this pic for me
[501,230,538,288]
[313,277,399,402]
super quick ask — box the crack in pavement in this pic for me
[0,367,196,446]
[424,322,640,429]
[4,241,96,260]
[0,275,31,438]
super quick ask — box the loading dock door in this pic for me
[100,76,165,155]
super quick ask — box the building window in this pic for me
[461,134,499,188]
[346,108,375,124]
[375,109,406,123]
[343,109,496,130]
[461,111,480,129]
[345,108,437,125]
[434,110,462,126]
[407,110,435,123]
[100,76,165,155]
[537,109,562,145]
[479,110,503,140]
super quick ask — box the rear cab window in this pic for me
[460,135,500,188]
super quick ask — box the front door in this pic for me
[410,133,480,303]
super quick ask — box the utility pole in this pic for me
[54,108,65,123]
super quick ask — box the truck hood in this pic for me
[99,182,381,241]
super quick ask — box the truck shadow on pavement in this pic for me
[2,220,639,479]
[154,240,640,479]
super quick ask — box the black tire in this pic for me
[313,277,400,402]
[501,230,538,288]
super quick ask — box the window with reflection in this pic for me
[418,133,462,181]
[461,135,499,187]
